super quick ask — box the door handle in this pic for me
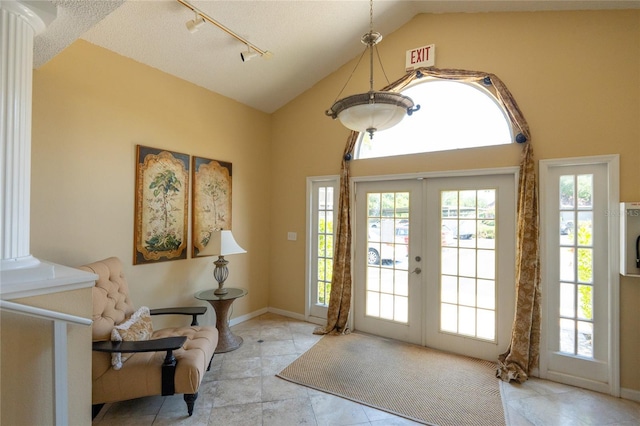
[411,267,422,274]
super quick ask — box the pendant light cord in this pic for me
[368,0,391,90]
[331,49,368,103]
[330,0,393,102]
[375,44,392,87]
[368,0,374,92]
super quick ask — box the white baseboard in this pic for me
[229,306,326,327]
[228,307,268,327]
[267,307,326,326]
[267,306,306,321]
[621,387,640,402]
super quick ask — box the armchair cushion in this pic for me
[111,306,154,370]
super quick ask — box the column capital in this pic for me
[1,0,57,35]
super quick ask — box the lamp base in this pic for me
[213,256,230,295]
[214,286,229,295]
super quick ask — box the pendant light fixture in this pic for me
[325,0,419,138]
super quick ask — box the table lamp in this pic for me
[200,230,246,295]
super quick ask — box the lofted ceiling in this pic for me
[34,0,640,113]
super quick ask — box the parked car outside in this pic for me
[368,221,408,265]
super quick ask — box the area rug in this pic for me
[277,332,505,426]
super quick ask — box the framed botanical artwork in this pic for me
[192,156,232,257]
[134,145,190,264]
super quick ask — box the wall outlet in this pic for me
[287,232,297,241]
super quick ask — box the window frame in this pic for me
[306,175,340,324]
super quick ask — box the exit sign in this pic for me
[406,44,435,71]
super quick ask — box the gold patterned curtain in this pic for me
[497,142,541,382]
[315,66,541,384]
[314,132,359,335]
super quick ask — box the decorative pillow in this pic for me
[110,306,153,370]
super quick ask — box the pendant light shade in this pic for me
[326,91,415,136]
[325,2,419,138]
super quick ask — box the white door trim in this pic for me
[539,154,620,396]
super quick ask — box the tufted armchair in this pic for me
[79,257,218,417]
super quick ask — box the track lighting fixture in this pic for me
[185,12,205,33]
[241,47,259,62]
[177,0,272,60]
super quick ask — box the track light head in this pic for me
[241,49,259,62]
[186,14,205,33]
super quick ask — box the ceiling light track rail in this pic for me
[176,0,271,59]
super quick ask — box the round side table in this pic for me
[195,287,248,353]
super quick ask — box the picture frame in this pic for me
[134,145,190,264]
[192,156,233,257]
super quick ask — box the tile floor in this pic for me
[93,313,640,426]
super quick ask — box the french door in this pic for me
[424,175,516,361]
[353,180,423,344]
[353,173,516,361]
[539,157,619,395]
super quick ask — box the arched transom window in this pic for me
[355,79,514,159]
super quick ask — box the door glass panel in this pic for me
[577,322,593,357]
[560,318,576,353]
[395,297,408,323]
[441,304,457,333]
[367,291,380,317]
[577,211,593,246]
[459,306,476,336]
[367,266,380,291]
[441,275,457,304]
[560,283,575,317]
[577,175,593,208]
[380,293,394,320]
[316,185,334,306]
[477,250,495,279]
[459,278,476,306]
[558,174,594,358]
[365,191,410,323]
[577,248,593,283]
[395,270,409,296]
[459,249,476,277]
[559,248,575,282]
[577,285,593,320]
[477,309,496,340]
[441,248,457,275]
[439,188,497,342]
[477,280,495,310]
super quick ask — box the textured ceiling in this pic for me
[33,0,640,113]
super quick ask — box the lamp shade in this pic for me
[326,91,415,136]
[200,230,246,257]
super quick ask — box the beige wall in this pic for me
[270,10,640,391]
[31,40,272,328]
[25,9,639,407]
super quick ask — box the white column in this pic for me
[0,1,55,272]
